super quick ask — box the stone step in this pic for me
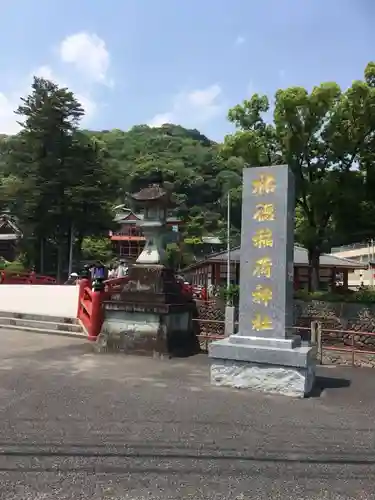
[0,316,82,333]
[0,312,86,339]
[0,311,78,324]
[0,323,87,339]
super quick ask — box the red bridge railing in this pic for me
[76,276,130,341]
[0,271,56,284]
[76,275,195,341]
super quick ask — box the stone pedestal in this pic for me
[97,264,200,357]
[209,336,315,398]
[98,183,200,356]
[209,166,316,398]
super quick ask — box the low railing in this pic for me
[76,276,130,341]
[195,319,375,367]
[0,270,56,284]
[309,322,375,367]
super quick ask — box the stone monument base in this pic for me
[209,336,316,398]
[96,263,200,357]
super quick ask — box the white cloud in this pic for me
[0,93,20,134]
[149,112,174,128]
[59,32,112,86]
[0,30,111,135]
[148,84,224,128]
[33,65,55,81]
[235,35,245,46]
[32,65,97,120]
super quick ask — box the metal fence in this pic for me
[194,318,375,367]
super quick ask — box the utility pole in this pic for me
[224,190,235,336]
[371,239,374,288]
[68,223,74,276]
[226,190,231,302]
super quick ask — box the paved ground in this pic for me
[1,331,375,499]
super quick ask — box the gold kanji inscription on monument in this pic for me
[252,284,273,307]
[253,257,272,278]
[252,174,276,195]
[252,228,273,248]
[253,203,275,222]
[252,314,273,331]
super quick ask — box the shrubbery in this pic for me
[0,257,26,273]
[218,286,375,305]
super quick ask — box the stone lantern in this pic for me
[96,183,200,357]
[128,184,171,266]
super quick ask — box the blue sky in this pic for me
[0,0,374,140]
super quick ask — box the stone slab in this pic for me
[209,337,315,368]
[210,358,315,398]
[228,334,301,349]
[239,165,295,340]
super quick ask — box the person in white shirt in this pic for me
[116,261,128,278]
[108,265,116,279]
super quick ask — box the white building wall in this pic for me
[0,285,79,318]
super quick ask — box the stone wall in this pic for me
[294,300,375,349]
[195,299,225,337]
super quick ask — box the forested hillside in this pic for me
[85,124,243,241]
[2,61,375,288]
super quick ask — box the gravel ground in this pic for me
[1,330,375,499]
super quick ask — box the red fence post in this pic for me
[77,278,90,318]
[88,288,104,341]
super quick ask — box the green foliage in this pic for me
[88,124,241,239]
[2,63,375,287]
[0,77,121,278]
[223,62,375,290]
[295,288,375,304]
[0,257,9,270]
[219,284,240,306]
[3,259,26,273]
[165,243,181,270]
[81,237,113,263]
[220,287,375,305]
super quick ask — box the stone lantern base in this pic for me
[96,264,200,357]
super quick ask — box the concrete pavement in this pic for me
[1,329,375,499]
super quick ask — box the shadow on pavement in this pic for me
[309,375,351,398]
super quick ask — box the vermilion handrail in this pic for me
[76,274,195,341]
[77,276,130,341]
[0,270,56,284]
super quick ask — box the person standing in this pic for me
[116,260,128,278]
[108,265,116,279]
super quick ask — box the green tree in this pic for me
[223,64,375,290]
[5,77,85,277]
[3,77,120,278]
[81,236,113,262]
[88,124,240,259]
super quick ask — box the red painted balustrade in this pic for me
[0,270,56,284]
[77,275,197,341]
[76,276,130,341]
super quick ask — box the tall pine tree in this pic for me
[5,77,120,278]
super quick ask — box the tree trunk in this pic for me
[57,239,64,283]
[68,223,74,275]
[40,237,44,273]
[308,248,321,292]
[76,233,83,266]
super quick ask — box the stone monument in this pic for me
[209,165,316,397]
[97,184,200,357]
